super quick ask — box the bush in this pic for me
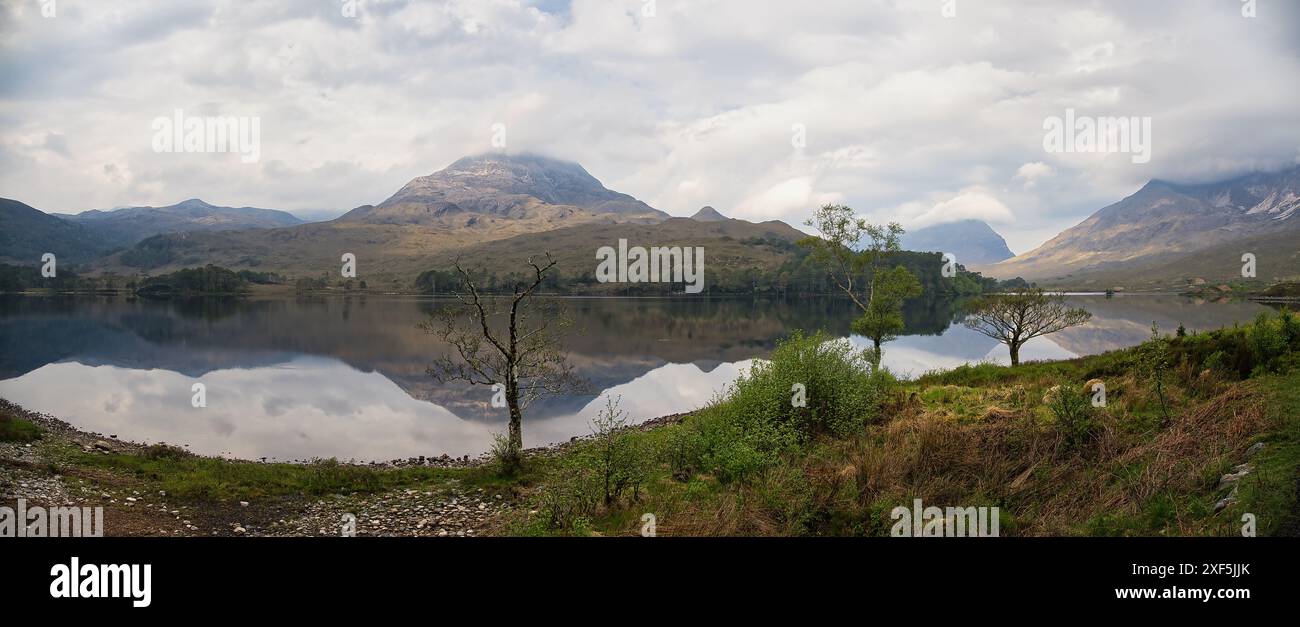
[585,396,652,504]
[1279,309,1300,349]
[666,425,702,481]
[1047,384,1096,450]
[1249,311,1291,374]
[489,431,523,476]
[677,330,887,483]
[731,329,880,440]
[536,463,601,531]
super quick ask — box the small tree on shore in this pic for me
[962,288,1091,366]
[422,255,580,470]
[799,204,920,364]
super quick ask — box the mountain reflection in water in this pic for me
[0,294,1273,461]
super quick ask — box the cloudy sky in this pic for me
[2,0,1297,252]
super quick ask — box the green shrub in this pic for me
[1279,309,1300,349]
[536,463,601,531]
[1203,350,1230,374]
[1047,384,1096,450]
[666,425,702,481]
[584,396,653,504]
[718,329,881,441]
[1249,312,1290,374]
[676,330,887,483]
[489,431,523,476]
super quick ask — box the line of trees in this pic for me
[412,248,1004,297]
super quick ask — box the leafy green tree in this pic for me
[853,265,922,359]
[798,204,920,363]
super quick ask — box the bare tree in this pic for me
[421,254,580,468]
[962,288,1092,366]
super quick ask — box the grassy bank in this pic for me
[499,309,1300,536]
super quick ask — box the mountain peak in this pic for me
[690,206,728,221]
[988,165,1300,281]
[346,153,668,227]
[175,198,215,210]
[901,219,1014,265]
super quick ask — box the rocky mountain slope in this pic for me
[339,153,666,231]
[987,166,1300,283]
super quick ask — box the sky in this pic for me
[2,0,1297,254]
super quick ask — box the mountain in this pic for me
[0,198,113,265]
[901,219,1014,265]
[987,166,1300,284]
[690,206,728,222]
[62,198,303,248]
[90,154,726,286]
[339,153,667,230]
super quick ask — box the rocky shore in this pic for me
[0,398,689,537]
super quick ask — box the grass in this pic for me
[1225,373,1300,535]
[61,443,507,502]
[0,415,42,443]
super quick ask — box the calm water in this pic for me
[0,294,1274,462]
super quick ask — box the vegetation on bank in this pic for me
[64,445,476,501]
[412,247,1018,297]
[502,309,1300,536]
[0,263,89,292]
[0,262,285,295]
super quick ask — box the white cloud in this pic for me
[1015,162,1054,187]
[909,188,1017,229]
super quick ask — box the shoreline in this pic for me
[0,397,691,469]
[0,396,694,538]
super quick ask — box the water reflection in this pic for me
[0,294,1274,460]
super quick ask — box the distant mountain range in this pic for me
[59,198,302,248]
[901,219,1014,265]
[68,153,807,287]
[986,165,1300,288]
[5,153,1298,291]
